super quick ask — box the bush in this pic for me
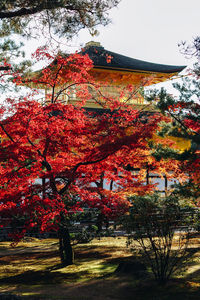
[123,193,197,284]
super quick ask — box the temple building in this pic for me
[81,41,185,86]
[43,41,185,108]
[35,41,188,193]
[43,41,189,147]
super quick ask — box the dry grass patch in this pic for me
[0,236,199,299]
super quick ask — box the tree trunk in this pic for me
[96,213,103,234]
[58,225,74,266]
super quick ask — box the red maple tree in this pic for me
[0,49,181,265]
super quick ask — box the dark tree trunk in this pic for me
[96,213,103,233]
[58,224,74,266]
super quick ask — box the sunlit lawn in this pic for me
[0,236,200,299]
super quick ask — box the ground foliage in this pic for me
[0,237,200,299]
[123,193,198,284]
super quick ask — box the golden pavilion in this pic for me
[43,41,185,109]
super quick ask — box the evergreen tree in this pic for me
[0,0,120,39]
[145,39,200,203]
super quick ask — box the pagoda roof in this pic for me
[82,42,186,74]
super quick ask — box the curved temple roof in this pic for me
[82,42,186,74]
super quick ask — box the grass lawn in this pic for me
[0,236,200,299]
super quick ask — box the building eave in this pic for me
[82,42,186,75]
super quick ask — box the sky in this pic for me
[66,0,200,68]
[23,0,200,70]
[19,0,200,97]
[2,1,200,105]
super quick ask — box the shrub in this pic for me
[123,193,197,284]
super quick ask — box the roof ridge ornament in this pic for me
[84,41,104,49]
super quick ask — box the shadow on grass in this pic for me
[0,259,200,299]
[0,269,90,285]
[186,266,200,282]
[0,250,58,264]
[130,279,200,300]
[1,276,200,300]
[75,250,110,260]
[0,238,200,299]
[75,245,129,261]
